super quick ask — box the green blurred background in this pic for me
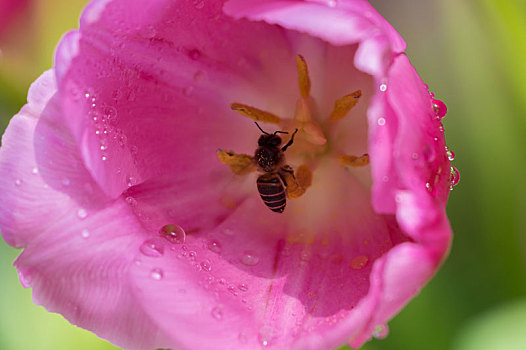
[0,0,525,349]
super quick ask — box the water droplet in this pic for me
[350,255,369,270]
[411,152,419,160]
[432,99,447,119]
[100,145,107,151]
[450,166,460,187]
[258,326,276,347]
[379,83,387,92]
[373,324,389,339]
[62,178,70,186]
[81,229,90,238]
[238,283,248,292]
[101,155,108,161]
[200,259,212,272]
[14,179,22,186]
[211,306,223,320]
[127,176,137,187]
[31,167,38,175]
[240,251,260,266]
[125,196,137,206]
[150,268,164,280]
[159,224,186,244]
[77,208,88,219]
[140,239,164,257]
[228,284,238,296]
[327,0,336,7]
[188,251,197,261]
[426,182,432,191]
[207,240,222,254]
[377,117,386,126]
[189,49,201,60]
[446,149,455,161]
[218,278,226,285]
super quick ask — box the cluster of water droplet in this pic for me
[428,88,460,191]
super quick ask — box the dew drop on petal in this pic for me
[379,83,387,92]
[377,117,386,126]
[31,167,38,175]
[432,99,447,119]
[426,182,432,191]
[373,324,389,339]
[150,268,164,280]
[200,259,212,272]
[238,283,248,292]
[228,285,238,296]
[77,208,88,219]
[258,326,276,347]
[211,306,223,321]
[450,166,460,187]
[81,229,90,239]
[140,239,164,257]
[350,255,369,270]
[447,149,456,161]
[241,251,260,266]
[207,240,222,254]
[159,224,186,244]
[14,179,22,186]
[127,176,137,187]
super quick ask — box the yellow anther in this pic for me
[216,149,256,175]
[230,103,281,124]
[296,55,311,99]
[283,165,313,199]
[339,154,370,168]
[329,90,362,121]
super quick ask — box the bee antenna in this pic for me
[255,122,270,135]
[273,130,289,135]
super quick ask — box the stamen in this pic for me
[231,103,281,124]
[296,55,311,99]
[216,149,256,175]
[283,165,313,199]
[294,98,327,145]
[339,154,369,168]
[329,90,362,121]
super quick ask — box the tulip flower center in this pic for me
[218,55,369,214]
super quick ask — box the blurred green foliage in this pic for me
[1,0,525,349]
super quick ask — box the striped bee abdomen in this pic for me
[256,173,286,213]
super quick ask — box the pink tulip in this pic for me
[0,0,456,349]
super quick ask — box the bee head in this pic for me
[258,134,282,147]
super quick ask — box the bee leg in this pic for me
[281,128,299,152]
[339,154,370,168]
[216,149,257,175]
[280,165,312,199]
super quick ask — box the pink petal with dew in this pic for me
[56,0,304,199]
[0,71,170,349]
[0,71,104,248]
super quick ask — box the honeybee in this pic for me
[253,122,298,213]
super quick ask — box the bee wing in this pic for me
[280,165,312,199]
[216,149,256,175]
